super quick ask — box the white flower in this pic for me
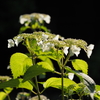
[7,39,14,48]
[86,44,94,58]
[42,34,48,41]
[63,47,69,55]
[39,42,54,52]
[14,36,23,46]
[70,45,81,57]
[19,14,30,25]
[43,15,51,24]
[53,35,59,40]
[68,73,74,80]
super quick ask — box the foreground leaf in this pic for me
[0,79,33,91]
[0,92,7,100]
[71,59,88,74]
[10,53,32,78]
[43,77,78,90]
[23,61,54,81]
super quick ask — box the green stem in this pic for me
[61,52,71,100]
[32,54,41,100]
[7,94,11,100]
[35,76,41,100]
[61,65,64,100]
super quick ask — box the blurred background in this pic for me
[0,0,100,99]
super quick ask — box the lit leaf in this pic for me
[23,62,54,82]
[71,59,88,74]
[0,78,33,91]
[0,92,7,100]
[10,53,32,78]
[43,77,77,90]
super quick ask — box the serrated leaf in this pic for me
[23,62,54,82]
[43,77,78,90]
[10,53,32,78]
[71,59,88,74]
[0,92,7,100]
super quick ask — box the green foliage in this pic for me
[0,92,7,100]
[0,78,33,91]
[23,61,54,82]
[71,59,88,74]
[2,13,96,100]
[43,77,78,89]
[10,53,32,78]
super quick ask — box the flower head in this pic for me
[14,36,23,46]
[86,44,94,58]
[70,45,81,57]
[68,73,74,80]
[63,47,69,55]
[7,39,14,48]
[53,35,59,40]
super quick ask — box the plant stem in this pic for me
[35,76,41,100]
[61,65,64,100]
[32,54,41,100]
[61,52,71,100]
[7,94,11,100]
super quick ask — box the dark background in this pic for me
[0,0,100,99]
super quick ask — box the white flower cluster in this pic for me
[19,13,51,26]
[37,33,54,52]
[63,44,94,58]
[7,36,23,48]
[7,32,94,58]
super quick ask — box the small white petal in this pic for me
[87,44,94,58]
[43,15,51,24]
[70,45,81,57]
[63,47,69,55]
[7,39,14,48]
[42,34,48,41]
[53,35,59,40]
[14,36,23,46]
[68,73,74,80]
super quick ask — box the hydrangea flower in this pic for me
[19,14,30,25]
[14,36,23,46]
[63,47,69,55]
[7,39,14,48]
[86,44,94,58]
[70,45,81,57]
[68,73,74,80]
[53,35,59,40]
[19,13,51,25]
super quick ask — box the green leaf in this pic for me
[71,59,88,74]
[0,92,7,100]
[0,79,19,89]
[23,61,54,82]
[4,87,13,94]
[10,53,32,78]
[38,56,54,69]
[17,79,33,91]
[43,77,78,90]
[19,26,30,34]
[0,78,33,91]
[95,85,100,91]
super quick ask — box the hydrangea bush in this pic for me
[0,13,100,100]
